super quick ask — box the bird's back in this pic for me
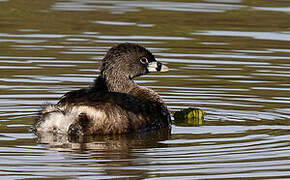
[34,76,170,136]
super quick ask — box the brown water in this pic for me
[1,0,290,179]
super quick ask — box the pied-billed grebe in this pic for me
[33,43,171,136]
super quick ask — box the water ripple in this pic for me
[52,1,245,13]
[193,30,290,42]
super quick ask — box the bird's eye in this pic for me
[140,57,149,64]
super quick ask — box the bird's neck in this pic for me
[100,72,163,104]
[103,74,135,94]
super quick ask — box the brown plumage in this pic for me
[33,43,171,136]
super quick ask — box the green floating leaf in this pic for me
[173,108,205,127]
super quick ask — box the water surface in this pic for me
[0,0,290,179]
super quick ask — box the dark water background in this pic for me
[1,0,290,179]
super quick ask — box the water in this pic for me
[1,0,290,179]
